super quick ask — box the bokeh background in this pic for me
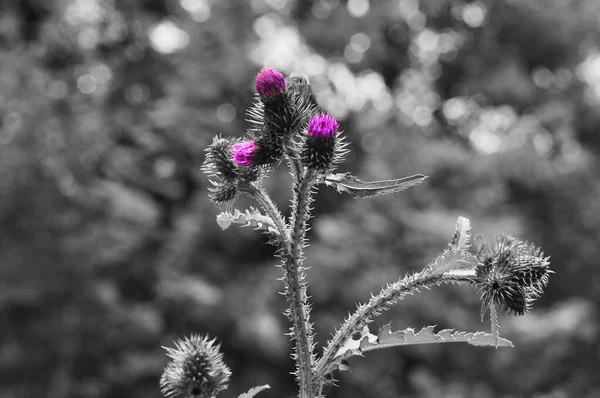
[1,0,599,397]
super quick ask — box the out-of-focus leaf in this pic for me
[236,384,270,398]
[322,173,427,198]
[450,216,471,251]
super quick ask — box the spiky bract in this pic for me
[476,235,551,318]
[160,334,231,398]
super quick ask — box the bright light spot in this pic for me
[533,131,553,156]
[78,28,98,50]
[92,63,112,84]
[264,0,288,10]
[149,20,189,54]
[253,14,277,38]
[217,103,236,123]
[180,0,211,22]
[398,0,418,13]
[154,157,177,178]
[347,0,369,18]
[350,32,371,52]
[77,74,97,94]
[462,2,487,28]
[469,128,503,153]
[412,106,432,126]
[442,97,468,121]
[65,0,102,25]
[532,67,554,89]
[415,29,439,52]
[577,52,600,102]
[344,44,364,63]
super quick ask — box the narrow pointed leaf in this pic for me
[216,208,279,235]
[323,173,427,198]
[450,216,471,251]
[237,385,270,398]
[326,324,512,373]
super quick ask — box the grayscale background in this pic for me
[1,0,598,397]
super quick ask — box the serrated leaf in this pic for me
[428,249,478,276]
[322,173,427,198]
[327,324,512,373]
[236,385,270,398]
[216,208,279,235]
[450,216,471,251]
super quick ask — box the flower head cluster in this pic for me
[255,67,285,99]
[475,235,551,318]
[160,334,231,398]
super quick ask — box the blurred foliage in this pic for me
[1,0,599,397]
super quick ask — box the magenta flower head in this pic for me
[255,67,286,99]
[302,113,345,171]
[230,140,258,167]
[307,113,339,139]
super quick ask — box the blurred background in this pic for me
[1,0,599,397]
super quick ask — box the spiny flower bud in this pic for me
[160,334,231,398]
[476,235,551,318]
[203,137,238,181]
[301,113,340,171]
[230,140,259,167]
[255,67,285,99]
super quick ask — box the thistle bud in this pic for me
[476,235,551,318]
[203,137,238,181]
[301,113,339,171]
[160,334,231,398]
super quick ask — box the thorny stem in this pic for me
[287,168,317,398]
[242,174,317,398]
[241,184,290,249]
[312,271,477,396]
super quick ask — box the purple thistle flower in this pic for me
[307,113,339,139]
[255,67,286,99]
[230,140,258,167]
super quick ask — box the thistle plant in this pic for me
[160,68,552,398]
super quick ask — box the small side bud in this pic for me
[231,140,259,168]
[301,113,340,171]
[255,68,285,99]
[160,334,231,398]
[203,137,238,181]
